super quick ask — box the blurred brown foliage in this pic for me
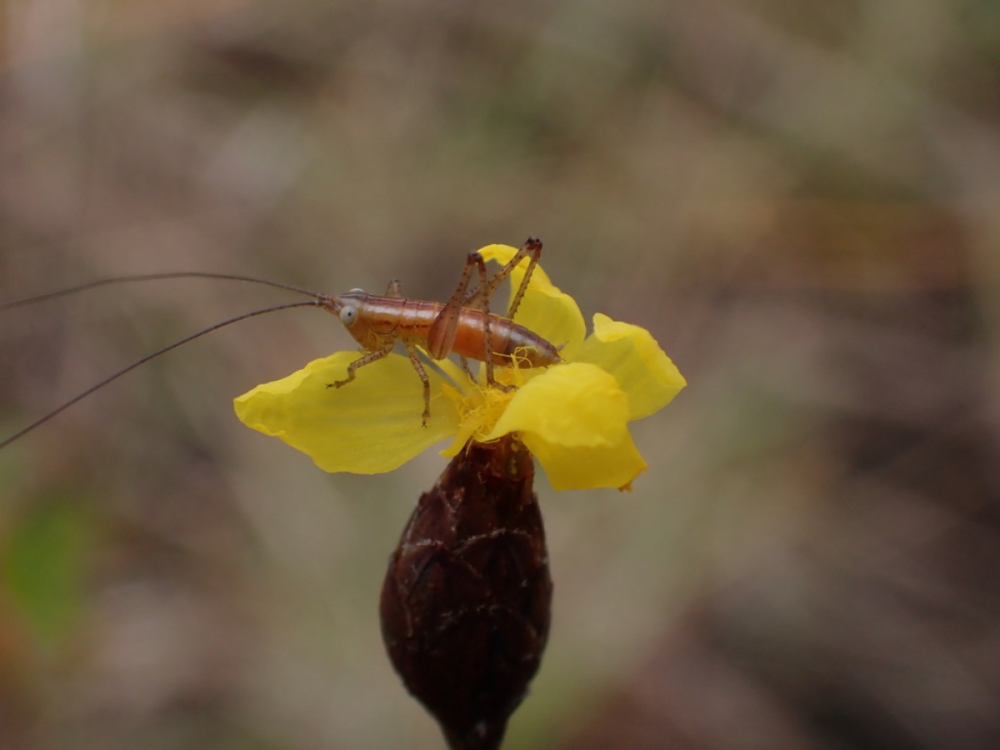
[1,1,999,749]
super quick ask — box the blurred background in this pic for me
[1,1,999,748]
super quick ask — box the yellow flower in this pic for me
[233,244,686,490]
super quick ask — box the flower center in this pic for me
[442,364,527,444]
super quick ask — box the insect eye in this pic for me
[339,304,359,326]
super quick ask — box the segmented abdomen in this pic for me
[354,296,560,367]
[450,309,561,367]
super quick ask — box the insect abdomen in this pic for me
[337,294,560,368]
[451,310,560,368]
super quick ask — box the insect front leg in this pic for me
[327,345,393,390]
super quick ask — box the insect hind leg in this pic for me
[464,236,542,320]
[426,249,480,360]
[469,252,513,393]
[505,236,542,320]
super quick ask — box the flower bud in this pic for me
[380,436,552,750]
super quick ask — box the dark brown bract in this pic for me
[380,436,552,750]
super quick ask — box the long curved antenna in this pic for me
[0,299,321,449]
[0,272,324,311]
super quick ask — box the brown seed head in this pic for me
[380,436,552,750]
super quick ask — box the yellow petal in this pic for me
[576,314,687,420]
[483,363,629,447]
[477,243,587,358]
[428,355,471,388]
[438,383,485,458]
[233,352,459,474]
[523,429,648,491]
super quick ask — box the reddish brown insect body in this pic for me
[0,237,558,446]
[324,294,560,368]
[320,237,560,425]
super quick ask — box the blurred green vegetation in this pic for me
[2,497,94,647]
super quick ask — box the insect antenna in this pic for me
[0,298,322,449]
[0,272,324,311]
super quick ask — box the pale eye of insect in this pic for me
[339,304,359,326]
